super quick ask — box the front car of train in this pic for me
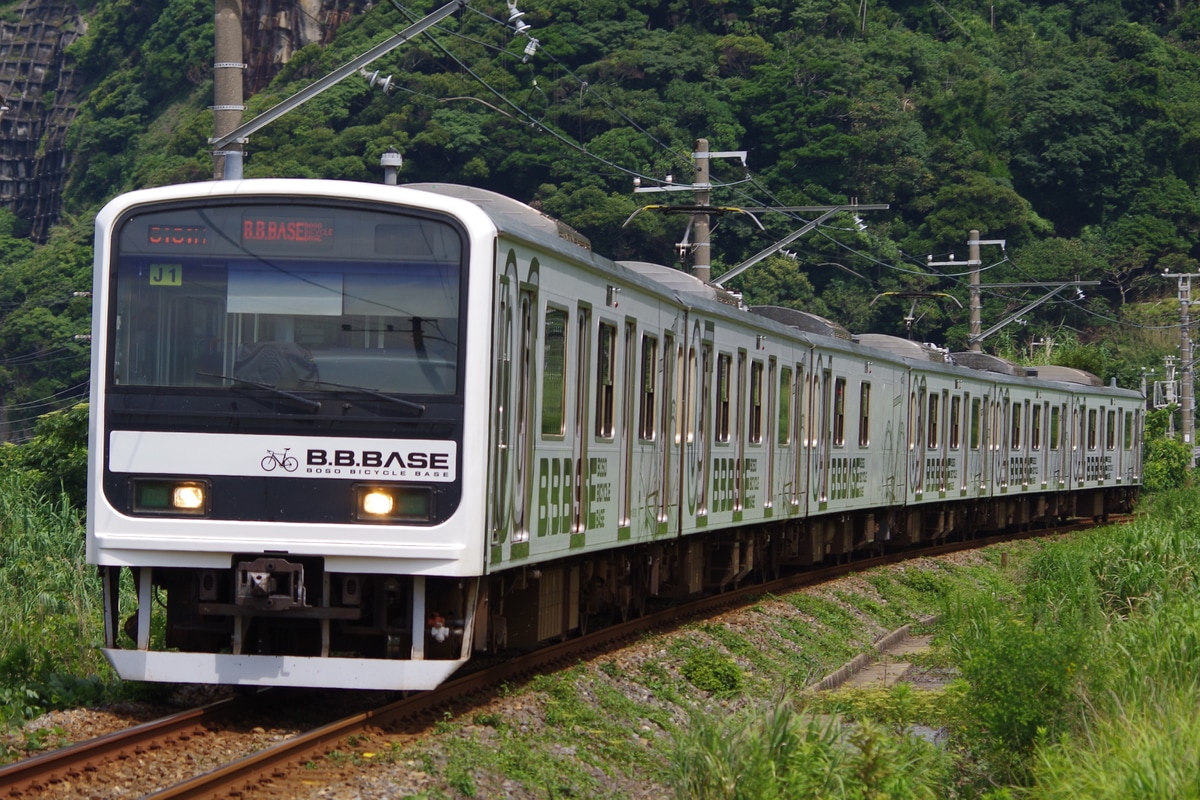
[86,179,495,689]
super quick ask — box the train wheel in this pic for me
[619,582,646,621]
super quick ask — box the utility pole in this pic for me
[969,230,982,352]
[928,231,1004,352]
[930,231,1095,352]
[631,141,887,285]
[1164,271,1200,460]
[212,0,245,179]
[631,141,750,282]
[692,139,712,283]
[210,0,467,179]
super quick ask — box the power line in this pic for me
[0,346,87,366]
[311,1,1175,344]
[3,380,90,410]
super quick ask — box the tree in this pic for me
[1004,60,1138,236]
[0,404,90,510]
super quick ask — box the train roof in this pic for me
[399,182,1140,399]
[749,306,853,340]
[949,351,1027,376]
[404,183,593,250]
[853,333,948,362]
[1024,365,1104,386]
[616,261,742,307]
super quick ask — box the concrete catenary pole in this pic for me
[213,0,245,179]
[692,138,711,283]
[1183,277,1194,459]
[969,229,982,352]
[1164,271,1198,461]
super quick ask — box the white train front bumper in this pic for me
[103,649,467,691]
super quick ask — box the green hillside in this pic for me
[3,0,1199,433]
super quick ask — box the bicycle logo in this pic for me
[261,447,299,472]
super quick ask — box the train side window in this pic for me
[541,307,568,436]
[699,343,712,512]
[622,322,637,526]
[749,361,764,443]
[685,345,697,445]
[970,398,981,449]
[980,398,989,450]
[778,367,793,445]
[595,322,616,438]
[794,366,804,442]
[833,377,847,446]
[1124,411,1133,449]
[662,335,677,515]
[638,335,657,441]
[1088,408,1098,450]
[858,382,871,446]
[927,393,939,448]
[717,353,732,442]
[1032,404,1043,450]
[1010,400,1021,449]
[674,342,685,444]
[949,395,961,449]
[1106,410,1116,450]
[1050,405,1061,449]
[805,371,816,446]
[989,397,999,450]
[908,391,918,449]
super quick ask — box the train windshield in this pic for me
[109,201,464,395]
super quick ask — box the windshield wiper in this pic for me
[301,378,426,414]
[198,372,322,412]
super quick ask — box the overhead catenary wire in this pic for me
[373,3,908,288]
[312,3,1170,337]
[383,0,762,190]
[0,346,88,366]
[3,380,90,410]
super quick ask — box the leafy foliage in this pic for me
[0,470,119,729]
[945,588,1091,764]
[4,0,1200,461]
[1143,435,1193,493]
[679,645,744,696]
[39,0,1200,376]
[0,403,89,509]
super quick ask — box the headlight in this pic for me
[173,484,206,509]
[131,479,210,516]
[362,490,394,515]
[354,485,432,522]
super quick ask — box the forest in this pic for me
[2,0,1200,441]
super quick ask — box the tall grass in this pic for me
[669,701,953,800]
[1013,490,1200,795]
[1029,689,1200,799]
[0,471,111,726]
[936,487,1200,793]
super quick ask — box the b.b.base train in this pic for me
[86,179,1142,690]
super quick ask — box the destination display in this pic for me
[240,215,335,246]
[147,224,208,248]
[121,202,460,263]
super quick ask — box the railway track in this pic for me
[0,516,1126,799]
[0,699,241,797]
